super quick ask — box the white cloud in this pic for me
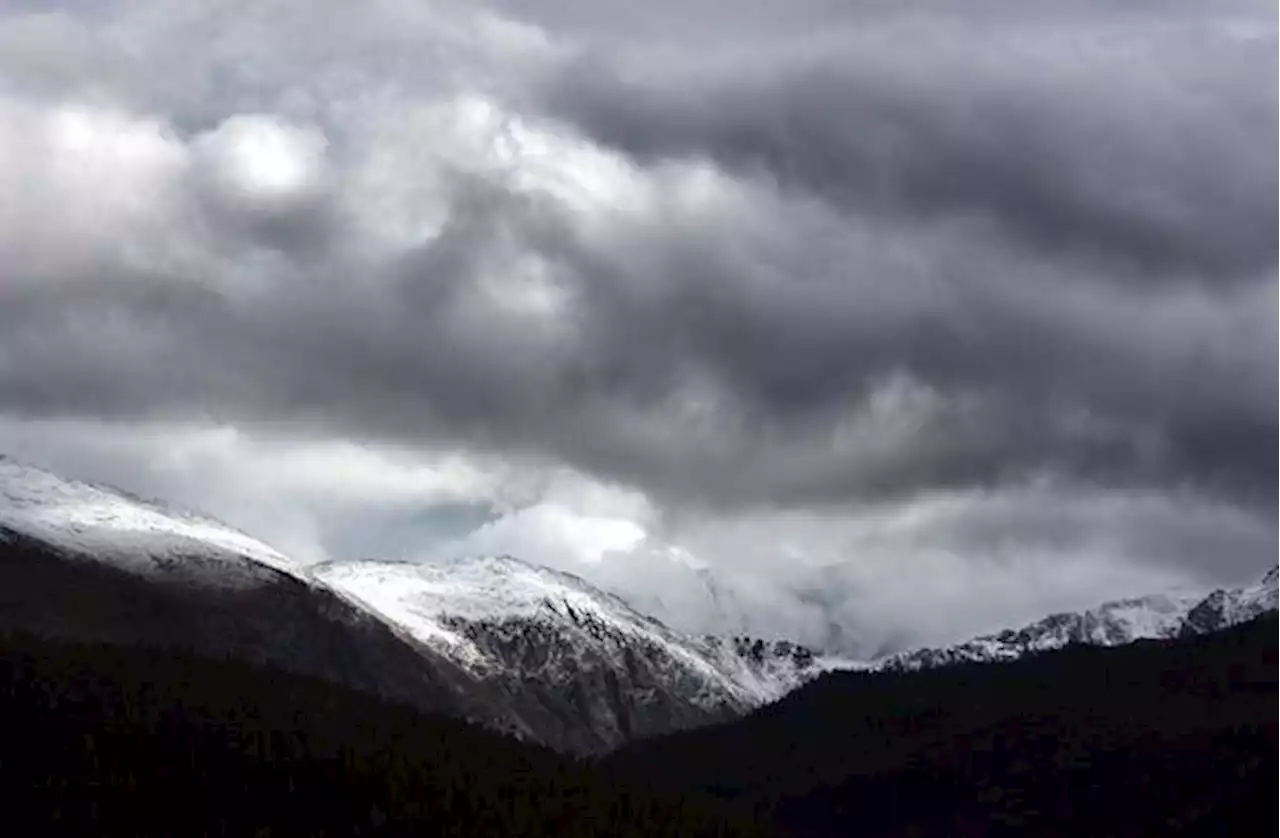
[446,503,646,567]
[0,417,510,562]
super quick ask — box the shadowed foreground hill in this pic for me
[0,630,772,838]
[606,614,1279,838]
[0,527,533,736]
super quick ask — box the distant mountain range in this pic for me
[878,566,1278,672]
[2,456,1276,754]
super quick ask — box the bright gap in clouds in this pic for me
[214,119,316,194]
[444,502,647,566]
[196,115,328,198]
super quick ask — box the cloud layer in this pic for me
[1,0,1274,651]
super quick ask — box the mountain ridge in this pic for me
[877,567,1278,672]
[3,457,1276,755]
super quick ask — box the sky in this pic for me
[0,0,1275,655]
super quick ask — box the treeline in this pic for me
[606,614,1279,837]
[0,630,773,838]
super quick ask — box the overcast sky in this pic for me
[1,0,1275,655]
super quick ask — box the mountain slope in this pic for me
[1,457,296,584]
[607,613,1279,838]
[878,567,1278,672]
[0,459,527,737]
[312,555,844,753]
[1180,566,1279,636]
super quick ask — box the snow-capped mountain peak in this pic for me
[311,553,842,751]
[378,554,660,626]
[1179,568,1279,636]
[0,458,295,585]
[312,554,829,693]
[311,555,660,669]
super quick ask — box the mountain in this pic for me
[1,459,843,753]
[7,456,1275,758]
[0,458,527,737]
[312,555,846,753]
[0,457,298,584]
[1180,566,1279,635]
[608,613,1279,837]
[877,567,1278,672]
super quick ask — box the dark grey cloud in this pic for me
[520,2,1278,504]
[1,1,1274,512]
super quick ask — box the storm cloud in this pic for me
[0,0,1274,651]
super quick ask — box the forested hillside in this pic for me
[608,615,1279,838]
[3,598,1273,836]
[0,630,771,838]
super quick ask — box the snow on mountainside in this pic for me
[312,555,847,751]
[310,555,835,703]
[879,568,1279,672]
[0,458,295,586]
[1179,566,1279,636]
